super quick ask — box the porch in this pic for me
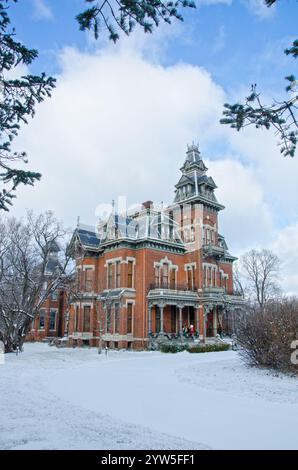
[147,285,201,344]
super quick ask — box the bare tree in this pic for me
[233,261,245,298]
[240,249,281,311]
[0,211,73,352]
[237,297,298,375]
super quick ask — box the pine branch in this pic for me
[76,0,195,42]
[221,33,298,158]
[0,1,55,210]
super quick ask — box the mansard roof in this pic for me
[45,258,61,274]
[68,210,185,255]
[76,227,101,248]
[175,173,217,191]
[217,234,238,262]
[49,240,60,253]
[175,174,194,188]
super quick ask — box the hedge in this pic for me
[188,343,230,353]
[159,342,230,353]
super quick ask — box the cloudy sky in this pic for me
[6,0,298,293]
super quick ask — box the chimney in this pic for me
[142,200,153,210]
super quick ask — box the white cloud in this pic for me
[244,0,276,19]
[271,222,298,295]
[31,0,53,21]
[207,158,273,252]
[12,45,228,227]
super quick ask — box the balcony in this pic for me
[147,282,199,304]
[202,287,244,305]
[149,282,197,292]
[202,243,225,259]
[203,286,225,295]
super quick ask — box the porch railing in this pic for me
[149,282,198,292]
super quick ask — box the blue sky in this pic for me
[6,0,298,293]
[10,0,297,92]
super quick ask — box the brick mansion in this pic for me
[63,144,243,349]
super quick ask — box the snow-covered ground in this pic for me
[0,343,297,450]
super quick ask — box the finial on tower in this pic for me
[187,141,199,153]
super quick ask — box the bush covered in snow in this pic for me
[188,343,230,353]
[160,343,189,353]
[237,298,298,374]
[160,342,230,353]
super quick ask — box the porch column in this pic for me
[159,304,164,334]
[178,305,183,336]
[213,305,217,336]
[194,304,200,336]
[148,303,152,335]
[203,305,209,343]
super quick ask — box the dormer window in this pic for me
[135,224,139,238]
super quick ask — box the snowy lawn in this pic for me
[0,343,297,450]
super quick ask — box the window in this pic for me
[154,266,160,287]
[85,268,93,292]
[170,269,176,289]
[162,263,169,288]
[75,305,79,332]
[83,306,91,332]
[106,306,112,333]
[190,226,195,242]
[187,268,192,289]
[108,263,113,289]
[39,310,45,329]
[114,303,120,333]
[51,291,58,301]
[127,303,133,334]
[208,267,212,286]
[206,229,210,243]
[169,211,173,240]
[187,266,195,290]
[127,261,133,288]
[116,261,121,288]
[49,310,56,330]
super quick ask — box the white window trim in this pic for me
[184,262,196,271]
[82,265,95,271]
[122,256,136,265]
[104,257,123,267]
